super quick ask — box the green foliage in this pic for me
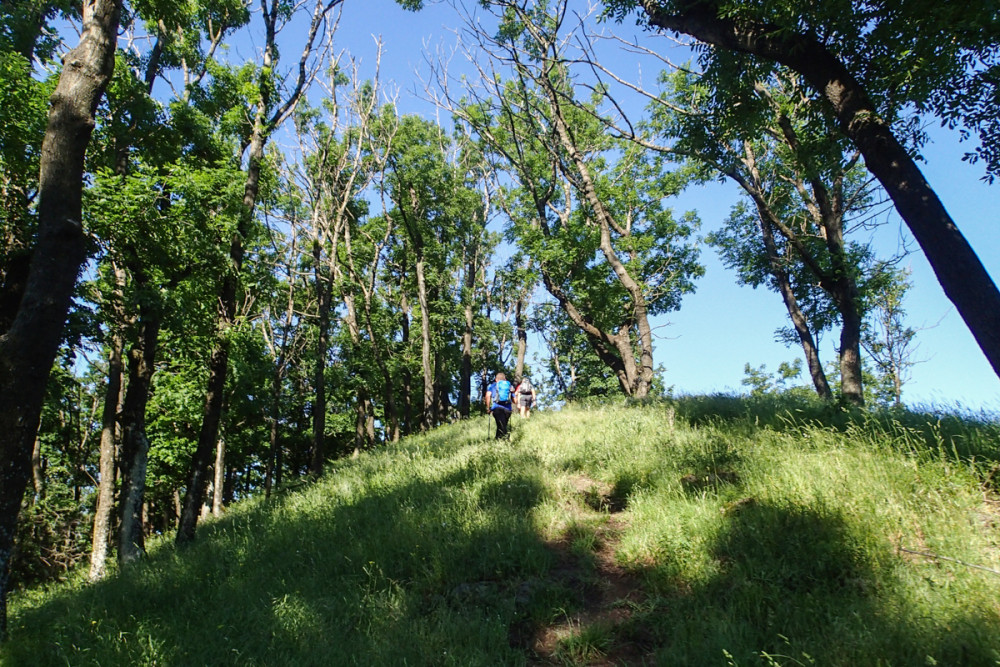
[461,6,704,397]
[11,496,90,590]
[0,48,52,268]
[606,0,1000,179]
[741,359,811,398]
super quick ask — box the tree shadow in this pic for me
[7,448,1000,666]
[4,448,559,665]
[628,499,1000,665]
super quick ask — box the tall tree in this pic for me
[383,115,484,430]
[0,0,122,638]
[453,0,702,398]
[647,71,886,405]
[176,0,347,544]
[604,0,1000,384]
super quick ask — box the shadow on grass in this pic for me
[6,441,1000,666]
[629,499,1000,666]
[5,448,556,666]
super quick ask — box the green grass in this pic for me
[5,396,1000,665]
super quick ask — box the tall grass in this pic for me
[5,397,1000,666]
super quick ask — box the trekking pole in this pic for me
[486,410,491,440]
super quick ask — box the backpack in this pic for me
[495,380,512,403]
[519,378,533,394]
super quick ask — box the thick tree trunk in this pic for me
[838,304,865,405]
[117,308,160,565]
[89,266,126,580]
[0,0,120,639]
[354,391,376,450]
[640,0,1000,382]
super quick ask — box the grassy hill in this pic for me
[5,396,1000,666]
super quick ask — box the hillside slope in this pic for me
[5,398,1000,665]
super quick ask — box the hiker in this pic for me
[485,372,513,439]
[514,376,537,419]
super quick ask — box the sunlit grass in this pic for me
[5,397,1000,665]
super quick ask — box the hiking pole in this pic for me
[486,410,491,440]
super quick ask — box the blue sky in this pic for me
[321,0,1000,411]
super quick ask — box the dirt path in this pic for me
[511,474,656,665]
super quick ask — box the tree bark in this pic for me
[514,297,527,381]
[0,0,121,639]
[415,257,434,430]
[177,328,231,544]
[89,263,126,581]
[117,304,160,565]
[212,436,225,517]
[30,438,43,500]
[639,0,1000,382]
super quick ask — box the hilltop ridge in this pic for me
[6,397,1000,665]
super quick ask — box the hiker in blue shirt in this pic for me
[485,372,513,439]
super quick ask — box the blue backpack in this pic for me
[495,380,512,403]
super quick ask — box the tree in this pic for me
[862,265,918,407]
[0,0,122,639]
[176,0,348,544]
[660,71,890,406]
[451,0,703,398]
[381,115,487,430]
[604,0,1000,386]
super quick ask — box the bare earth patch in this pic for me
[512,474,656,665]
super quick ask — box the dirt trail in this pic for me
[512,474,656,666]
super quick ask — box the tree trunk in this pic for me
[0,0,121,639]
[770,253,832,400]
[640,0,1000,383]
[398,287,415,434]
[212,436,225,517]
[177,110,266,544]
[310,246,331,477]
[177,335,230,544]
[542,73,654,397]
[514,297,527,381]
[118,307,160,565]
[415,257,434,431]
[460,278,474,418]
[265,368,281,498]
[835,292,865,406]
[89,265,126,581]
[756,206,832,400]
[30,438,44,500]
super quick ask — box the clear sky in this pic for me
[317,0,1000,411]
